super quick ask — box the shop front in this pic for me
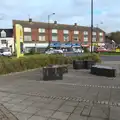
[50,42,61,48]
[23,43,49,53]
[61,42,72,52]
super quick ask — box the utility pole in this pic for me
[91,0,93,53]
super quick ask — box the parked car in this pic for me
[45,49,55,54]
[45,48,63,54]
[96,47,111,52]
[73,48,84,53]
[0,48,12,56]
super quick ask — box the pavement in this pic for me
[0,62,120,120]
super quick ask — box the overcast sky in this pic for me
[0,0,120,33]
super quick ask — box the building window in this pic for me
[99,37,103,42]
[1,30,6,38]
[84,31,88,35]
[24,27,31,32]
[39,36,45,41]
[99,32,103,36]
[24,36,32,41]
[52,35,58,41]
[84,37,88,42]
[52,29,57,33]
[73,36,79,41]
[74,31,79,34]
[93,32,96,35]
[64,36,69,41]
[39,28,45,33]
[1,39,7,44]
[63,30,69,34]
[92,37,96,42]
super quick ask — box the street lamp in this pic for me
[96,22,103,47]
[47,13,55,49]
[90,0,93,53]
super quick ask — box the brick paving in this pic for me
[0,62,120,119]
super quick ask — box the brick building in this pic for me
[13,19,105,52]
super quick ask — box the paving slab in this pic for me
[35,109,55,117]
[28,115,47,120]
[10,104,28,112]
[58,105,75,113]
[16,113,32,120]
[22,106,40,114]
[110,107,120,120]
[43,103,61,111]
[68,114,87,120]
[51,111,70,120]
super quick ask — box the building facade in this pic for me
[13,20,105,52]
[0,29,14,53]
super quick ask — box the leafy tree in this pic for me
[107,31,120,44]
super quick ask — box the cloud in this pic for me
[0,0,120,32]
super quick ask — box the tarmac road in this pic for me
[64,52,120,61]
[101,55,120,61]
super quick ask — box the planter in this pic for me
[83,60,96,69]
[91,65,116,77]
[73,60,96,69]
[73,60,84,69]
[42,65,63,81]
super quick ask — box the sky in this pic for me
[0,0,120,33]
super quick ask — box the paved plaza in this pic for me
[0,62,120,120]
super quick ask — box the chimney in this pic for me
[54,21,57,24]
[74,23,77,26]
[29,18,32,23]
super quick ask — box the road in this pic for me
[101,55,120,61]
[64,52,120,61]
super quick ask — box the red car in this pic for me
[96,47,111,52]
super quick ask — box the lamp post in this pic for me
[48,13,55,49]
[96,22,103,46]
[90,0,93,53]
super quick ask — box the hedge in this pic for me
[0,53,101,75]
[99,51,120,56]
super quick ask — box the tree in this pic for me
[107,31,120,44]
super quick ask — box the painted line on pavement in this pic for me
[38,81,120,90]
[0,89,120,108]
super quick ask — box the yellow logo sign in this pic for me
[15,24,24,58]
[20,29,22,36]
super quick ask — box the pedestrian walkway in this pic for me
[0,67,120,120]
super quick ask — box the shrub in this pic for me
[0,53,100,75]
[82,47,90,53]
